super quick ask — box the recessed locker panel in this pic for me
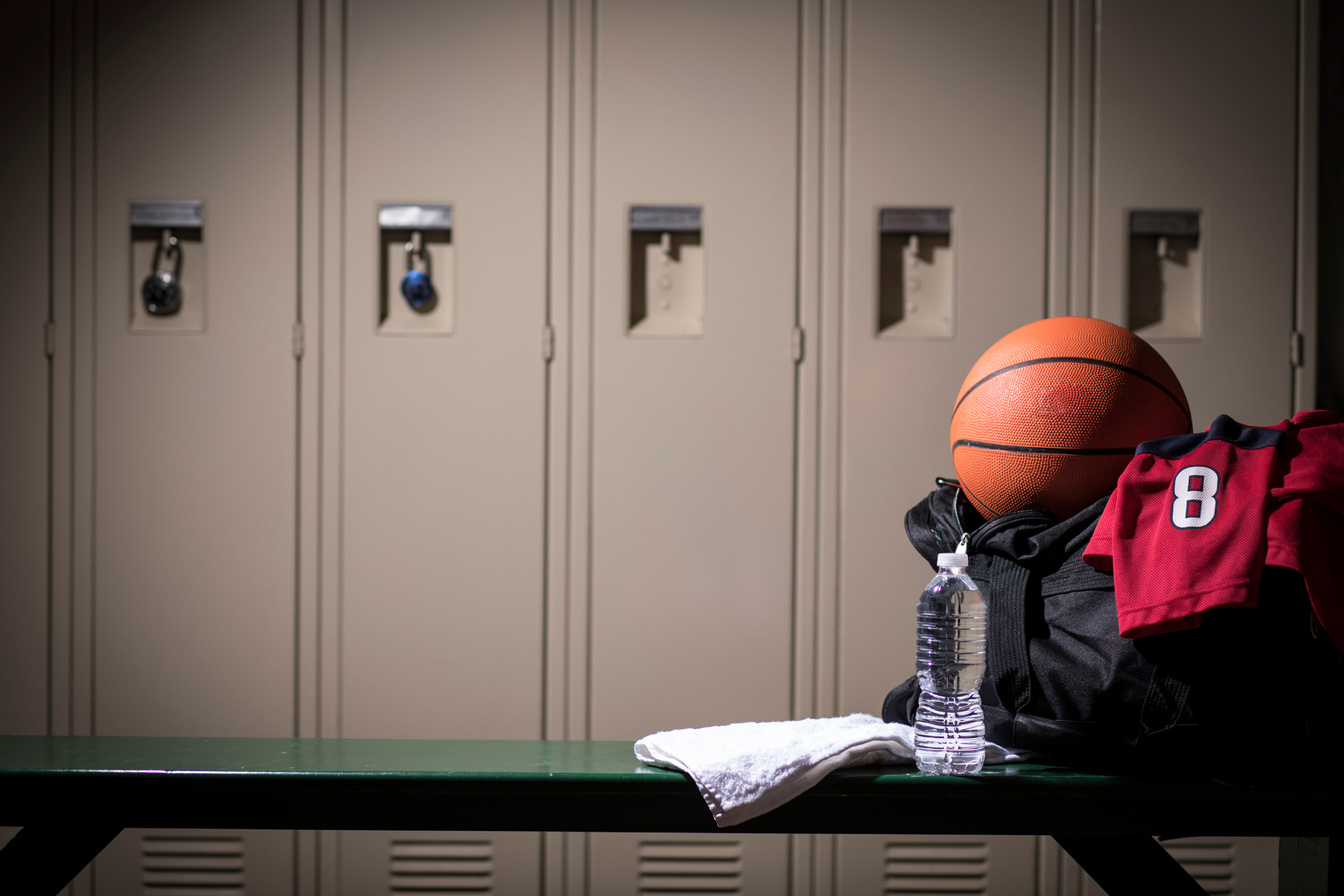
[1063,837,1280,895]
[93,0,297,739]
[1090,0,1298,429]
[590,833,787,896]
[93,829,294,896]
[835,0,1049,719]
[0,0,50,737]
[340,831,542,896]
[589,0,799,740]
[340,0,547,743]
[837,834,1037,896]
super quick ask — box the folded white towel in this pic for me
[634,713,1025,827]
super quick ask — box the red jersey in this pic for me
[1083,415,1282,638]
[1263,411,1344,646]
[1085,410,1344,643]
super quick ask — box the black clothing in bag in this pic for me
[882,485,1344,771]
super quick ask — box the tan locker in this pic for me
[586,0,800,887]
[1089,1,1299,429]
[834,0,1049,730]
[589,0,798,741]
[89,0,299,890]
[338,0,550,888]
[0,0,51,738]
[833,4,1048,892]
[837,834,1037,896]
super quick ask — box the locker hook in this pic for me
[401,230,435,311]
[142,229,183,316]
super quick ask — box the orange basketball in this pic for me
[950,317,1191,520]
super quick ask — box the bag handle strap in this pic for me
[985,554,1033,714]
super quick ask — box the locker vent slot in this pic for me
[883,840,988,894]
[637,840,743,894]
[390,839,494,893]
[1162,839,1234,895]
[142,835,244,893]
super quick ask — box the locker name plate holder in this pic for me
[1126,209,1202,340]
[629,205,704,337]
[878,206,953,339]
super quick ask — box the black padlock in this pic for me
[143,236,182,316]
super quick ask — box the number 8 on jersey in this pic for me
[1171,465,1219,529]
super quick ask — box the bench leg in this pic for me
[0,822,123,895]
[1053,834,1207,896]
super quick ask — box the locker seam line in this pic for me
[340,0,349,743]
[1044,0,1055,321]
[1087,0,1100,319]
[789,0,804,733]
[89,0,99,741]
[541,0,554,748]
[65,0,77,742]
[830,0,848,726]
[584,0,597,745]
[293,0,304,746]
[564,0,578,747]
[46,0,56,739]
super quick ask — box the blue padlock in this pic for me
[401,268,434,309]
[401,235,436,311]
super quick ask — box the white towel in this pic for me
[634,713,1025,827]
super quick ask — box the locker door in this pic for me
[90,0,299,889]
[587,0,800,889]
[835,0,1049,726]
[1090,1,1299,429]
[589,0,799,747]
[834,3,1048,892]
[339,0,549,889]
[0,0,51,739]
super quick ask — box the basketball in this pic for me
[950,317,1191,520]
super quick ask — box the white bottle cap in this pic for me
[937,553,969,568]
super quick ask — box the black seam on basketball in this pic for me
[956,477,1003,519]
[952,439,1136,456]
[952,356,1192,429]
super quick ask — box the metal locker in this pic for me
[834,0,1049,741]
[585,0,801,888]
[337,0,550,888]
[588,0,799,747]
[1089,0,1299,429]
[88,0,300,889]
[832,3,1049,892]
[0,0,52,739]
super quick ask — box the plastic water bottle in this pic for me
[914,552,987,775]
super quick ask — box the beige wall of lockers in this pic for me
[0,0,1319,894]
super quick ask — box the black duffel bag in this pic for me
[882,484,1344,772]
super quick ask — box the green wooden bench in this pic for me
[0,736,1337,895]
